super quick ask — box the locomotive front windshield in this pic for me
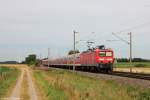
[99,51,112,57]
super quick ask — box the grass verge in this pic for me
[33,68,150,100]
[0,66,20,98]
[33,70,67,100]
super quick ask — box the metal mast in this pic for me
[129,32,132,72]
[110,32,133,72]
[48,48,50,67]
[73,30,78,71]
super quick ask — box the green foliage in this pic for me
[34,69,150,100]
[0,61,18,64]
[0,67,20,98]
[139,90,150,100]
[134,64,147,67]
[68,50,80,55]
[133,58,150,62]
[33,71,67,100]
[115,62,150,68]
[25,54,39,66]
[116,58,150,63]
[116,58,129,62]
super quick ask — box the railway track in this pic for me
[75,70,150,81]
[40,66,150,81]
[109,71,150,80]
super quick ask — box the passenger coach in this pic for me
[42,45,114,72]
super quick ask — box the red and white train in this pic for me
[42,45,114,72]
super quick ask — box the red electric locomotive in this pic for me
[42,45,114,72]
[79,45,114,72]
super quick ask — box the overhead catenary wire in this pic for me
[118,22,150,33]
[112,33,130,44]
[73,16,150,57]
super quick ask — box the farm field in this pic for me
[114,67,150,74]
[33,68,150,100]
[114,62,150,74]
[0,66,20,98]
[114,62,150,68]
[0,64,27,68]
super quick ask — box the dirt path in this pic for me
[26,68,38,100]
[6,67,38,100]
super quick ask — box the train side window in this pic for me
[76,57,80,59]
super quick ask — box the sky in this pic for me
[0,0,150,62]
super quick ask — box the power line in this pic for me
[118,22,150,33]
[108,32,133,72]
[112,33,129,44]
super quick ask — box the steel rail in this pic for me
[109,71,150,80]
[40,65,150,80]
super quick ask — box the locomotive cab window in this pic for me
[99,52,106,56]
[99,51,112,57]
[106,52,112,56]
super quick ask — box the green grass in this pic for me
[0,66,20,98]
[33,71,67,100]
[33,69,150,100]
[114,62,150,68]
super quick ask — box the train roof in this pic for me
[81,47,113,54]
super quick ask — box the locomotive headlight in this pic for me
[107,58,112,61]
[99,58,104,61]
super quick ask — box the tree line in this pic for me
[0,61,19,64]
[116,58,150,62]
